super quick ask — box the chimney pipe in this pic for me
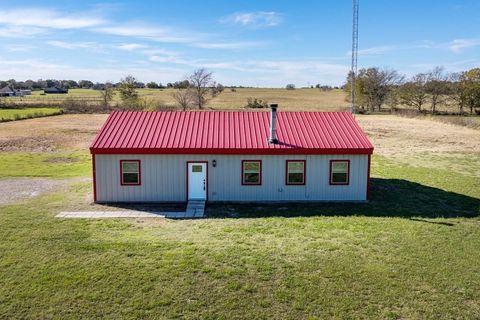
[268,103,278,144]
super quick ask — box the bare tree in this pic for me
[188,69,213,109]
[99,82,115,111]
[172,88,194,111]
[398,73,428,112]
[425,66,449,114]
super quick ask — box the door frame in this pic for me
[186,161,208,201]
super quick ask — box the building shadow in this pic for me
[206,178,480,219]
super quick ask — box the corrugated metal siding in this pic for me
[90,111,374,154]
[95,154,368,202]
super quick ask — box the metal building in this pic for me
[90,107,374,203]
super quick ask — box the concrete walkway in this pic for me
[56,201,206,219]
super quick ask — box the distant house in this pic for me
[0,86,17,97]
[20,89,32,95]
[90,105,374,203]
[44,87,68,94]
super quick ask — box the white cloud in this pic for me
[356,45,396,56]
[142,48,180,56]
[0,57,188,83]
[192,41,262,49]
[115,43,148,51]
[448,39,480,53]
[5,44,35,52]
[47,40,99,50]
[221,11,282,28]
[0,8,105,29]
[351,39,480,56]
[96,24,196,43]
[0,26,46,38]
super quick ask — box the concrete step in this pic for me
[186,200,206,218]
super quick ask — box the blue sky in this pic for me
[0,0,479,87]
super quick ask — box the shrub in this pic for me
[143,99,176,111]
[62,97,101,114]
[245,98,268,109]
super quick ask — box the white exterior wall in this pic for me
[94,154,369,202]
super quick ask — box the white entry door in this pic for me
[188,162,207,200]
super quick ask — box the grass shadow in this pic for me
[206,178,480,219]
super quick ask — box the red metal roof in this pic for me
[90,111,373,155]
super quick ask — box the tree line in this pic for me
[345,67,480,114]
[0,77,221,91]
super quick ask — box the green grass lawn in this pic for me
[0,107,63,122]
[0,150,479,318]
[0,152,90,177]
[0,114,479,318]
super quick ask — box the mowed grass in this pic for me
[0,114,479,318]
[0,107,62,122]
[0,152,90,177]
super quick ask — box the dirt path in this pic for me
[0,177,90,205]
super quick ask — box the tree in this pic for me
[425,66,449,114]
[173,80,190,89]
[100,82,115,111]
[172,88,194,111]
[78,80,94,89]
[460,68,480,114]
[146,81,159,89]
[46,79,57,88]
[118,75,139,102]
[188,69,214,109]
[449,69,480,115]
[345,67,403,111]
[286,84,296,90]
[67,80,79,88]
[211,83,225,97]
[398,73,428,112]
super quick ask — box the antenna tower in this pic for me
[350,0,359,114]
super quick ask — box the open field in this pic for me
[3,88,471,114]
[4,88,349,111]
[0,107,62,122]
[0,114,479,318]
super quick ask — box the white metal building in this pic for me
[90,106,374,203]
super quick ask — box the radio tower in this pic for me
[350,0,359,115]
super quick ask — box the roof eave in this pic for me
[90,147,374,155]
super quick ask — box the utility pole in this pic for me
[350,0,359,115]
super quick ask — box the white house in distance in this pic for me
[89,105,374,203]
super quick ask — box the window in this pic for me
[192,165,203,172]
[242,160,261,185]
[286,160,306,185]
[120,160,141,185]
[330,160,350,185]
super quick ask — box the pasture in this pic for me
[2,87,469,114]
[0,107,62,122]
[0,113,479,318]
[6,87,354,111]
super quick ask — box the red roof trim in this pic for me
[91,147,372,155]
